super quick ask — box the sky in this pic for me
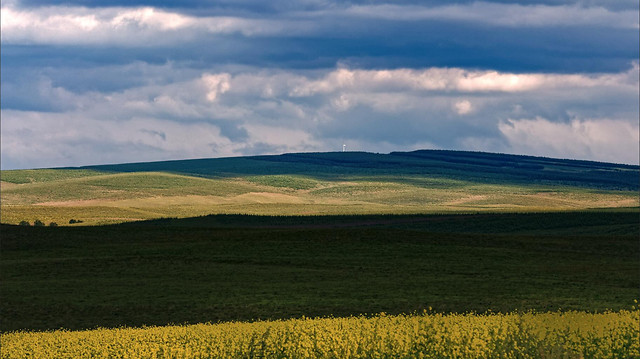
[1,0,638,169]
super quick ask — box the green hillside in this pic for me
[2,150,638,225]
[72,150,639,190]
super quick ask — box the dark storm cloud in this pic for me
[2,1,637,74]
[3,21,637,78]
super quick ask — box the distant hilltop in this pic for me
[66,149,639,191]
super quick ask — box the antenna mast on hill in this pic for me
[342,144,346,152]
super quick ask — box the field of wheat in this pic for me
[2,309,637,359]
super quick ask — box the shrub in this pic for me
[18,221,30,226]
[49,222,58,227]
[33,219,45,227]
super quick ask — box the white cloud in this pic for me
[454,100,473,115]
[345,2,639,28]
[0,5,302,45]
[201,73,231,102]
[110,7,194,31]
[0,110,240,168]
[499,117,639,164]
[290,68,356,96]
[331,94,352,111]
[242,124,320,151]
[1,63,638,168]
[290,66,638,96]
[2,2,637,46]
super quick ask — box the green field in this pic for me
[2,212,638,332]
[3,171,636,226]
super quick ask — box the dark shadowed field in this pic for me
[2,211,637,332]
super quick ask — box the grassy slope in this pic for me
[1,212,638,332]
[1,150,638,225]
[2,173,636,225]
[76,150,640,190]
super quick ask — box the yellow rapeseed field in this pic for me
[1,310,638,358]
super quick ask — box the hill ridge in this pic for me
[54,149,638,171]
[58,149,637,191]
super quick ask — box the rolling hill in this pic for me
[1,150,638,225]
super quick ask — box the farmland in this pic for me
[1,211,638,332]
[1,150,638,357]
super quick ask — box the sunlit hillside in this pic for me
[2,150,637,226]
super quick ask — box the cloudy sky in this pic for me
[1,0,638,169]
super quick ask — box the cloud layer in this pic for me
[2,63,638,169]
[1,0,638,169]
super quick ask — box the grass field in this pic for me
[2,212,638,332]
[2,170,637,226]
[2,150,638,226]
